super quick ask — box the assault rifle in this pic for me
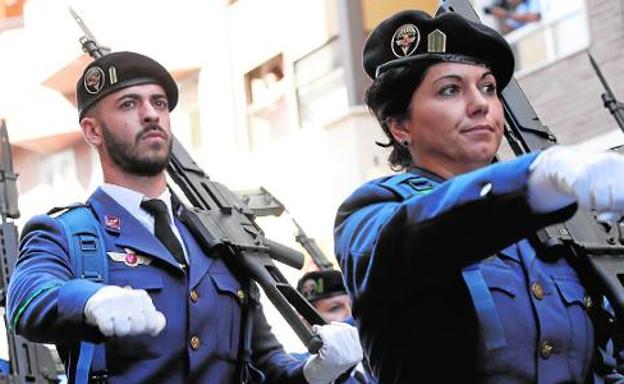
[439,0,624,328]
[0,120,61,383]
[70,9,325,352]
[237,187,335,270]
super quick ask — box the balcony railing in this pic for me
[505,1,589,76]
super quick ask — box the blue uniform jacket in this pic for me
[7,187,306,383]
[334,153,624,383]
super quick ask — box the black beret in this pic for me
[297,270,347,303]
[76,51,178,121]
[363,10,515,88]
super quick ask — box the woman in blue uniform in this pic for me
[334,9,624,383]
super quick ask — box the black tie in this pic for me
[140,199,186,266]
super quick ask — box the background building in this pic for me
[0,0,621,357]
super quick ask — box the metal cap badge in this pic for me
[391,24,420,58]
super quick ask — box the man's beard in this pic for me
[101,122,172,177]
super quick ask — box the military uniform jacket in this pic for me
[7,187,306,383]
[334,153,624,383]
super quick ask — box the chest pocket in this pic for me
[552,275,594,380]
[480,261,519,298]
[210,273,244,361]
[108,263,164,290]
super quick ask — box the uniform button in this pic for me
[480,182,493,197]
[236,289,246,302]
[190,336,201,350]
[583,294,592,310]
[190,290,199,302]
[531,282,544,300]
[540,340,553,359]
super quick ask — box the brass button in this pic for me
[540,340,553,359]
[190,290,199,302]
[190,336,201,350]
[583,294,593,310]
[531,282,544,300]
[236,289,246,302]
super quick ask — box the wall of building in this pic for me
[518,0,624,146]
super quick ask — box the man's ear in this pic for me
[80,117,102,146]
[386,116,410,144]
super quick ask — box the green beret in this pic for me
[76,51,178,121]
[297,270,347,303]
[363,10,515,88]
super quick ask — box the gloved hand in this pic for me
[303,321,363,384]
[84,285,166,337]
[528,146,624,221]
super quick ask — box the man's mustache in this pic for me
[135,124,168,143]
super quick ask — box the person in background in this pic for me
[334,9,624,383]
[297,270,353,323]
[295,270,377,384]
[485,0,541,34]
[7,50,362,384]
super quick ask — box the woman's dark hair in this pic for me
[365,63,432,171]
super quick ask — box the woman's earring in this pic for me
[401,140,410,147]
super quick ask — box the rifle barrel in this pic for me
[588,52,616,97]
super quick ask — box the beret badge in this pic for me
[391,23,420,58]
[427,29,447,53]
[83,66,105,95]
[302,278,322,300]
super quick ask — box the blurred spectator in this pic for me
[297,270,352,322]
[295,270,377,384]
[485,0,541,34]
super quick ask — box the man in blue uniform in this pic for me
[7,51,362,384]
[335,9,624,383]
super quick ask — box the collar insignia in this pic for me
[104,215,121,232]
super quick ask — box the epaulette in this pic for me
[47,203,89,217]
[379,173,436,200]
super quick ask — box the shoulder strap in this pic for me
[379,174,436,200]
[461,265,507,352]
[56,205,108,284]
[55,205,108,383]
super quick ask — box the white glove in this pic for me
[303,321,363,384]
[528,146,624,221]
[84,285,166,337]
